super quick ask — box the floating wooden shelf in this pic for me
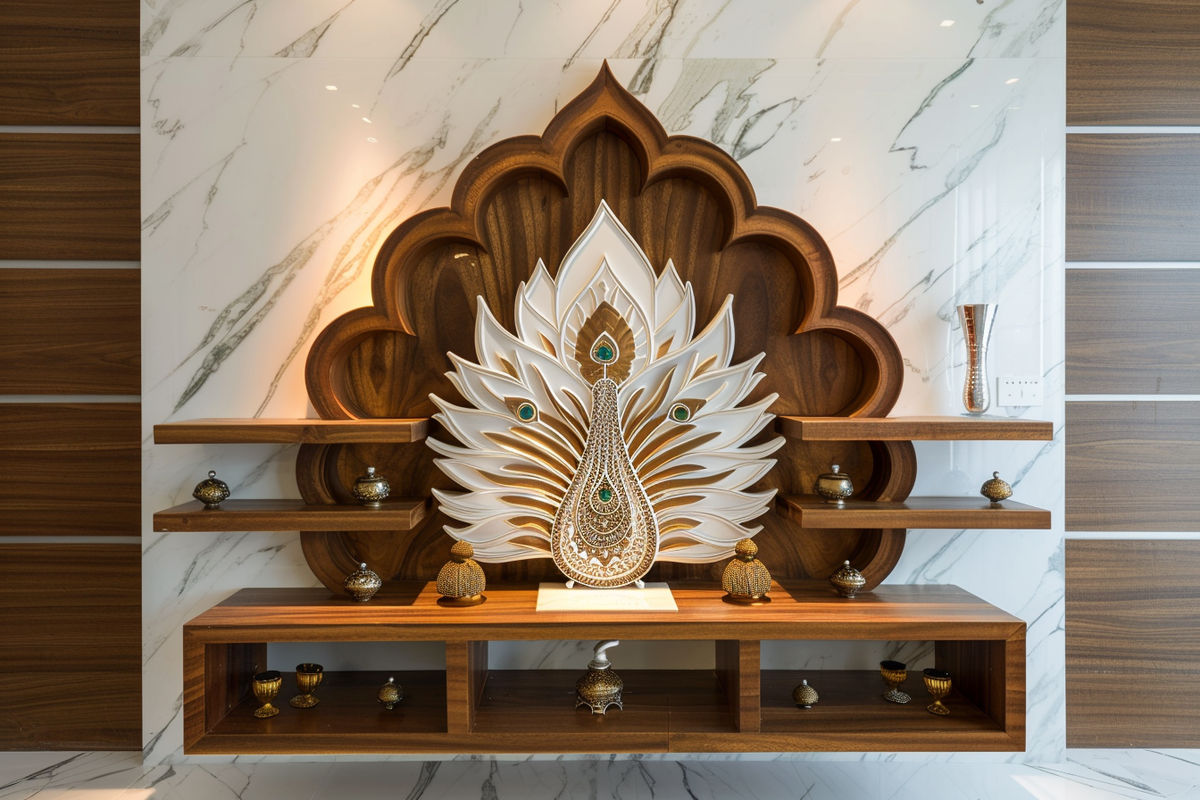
[152,498,428,532]
[153,418,429,444]
[778,416,1053,441]
[182,582,1025,754]
[777,496,1052,530]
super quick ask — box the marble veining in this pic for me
[142,0,1066,766]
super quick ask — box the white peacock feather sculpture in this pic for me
[428,201,784,588]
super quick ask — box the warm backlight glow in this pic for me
[351,103,360,108]
[830,137,842,142]
[362,117,372,123]
[325,85,338,91]
[940,19,954,26]
[367,137,377,143]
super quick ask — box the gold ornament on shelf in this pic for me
[923,668,952,716]
[351,466,390,507]
[343,562,381,602]
[830,560,866,598]
[880,660,911,704]
[428,201,783,588]
[192,470,230,509]
[289,663,323,708]
[576,640,623,715]
[377,676,403,710]
[792,679,818,709]
[436,540,486,606]
[721,538,771,604]
[980,471,1013,507]
[815,464,854,506]
[252,670,282,718]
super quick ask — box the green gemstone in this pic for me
[517,403,535,421]
[597,487,613,503]
[595,344,614,362]
[672,405,690,421]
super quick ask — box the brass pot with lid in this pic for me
[830,560,867,598]
[192,470,230,509]
[814,465,854,506]
[351,466,390,507]
[576,640,623,715]
[980,471,1013,507]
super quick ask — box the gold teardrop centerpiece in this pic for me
[550,376,659,587]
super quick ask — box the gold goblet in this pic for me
[252,670,283,718]
[290,663,323,708]
[880,660,911,704]
[923,668,952,716]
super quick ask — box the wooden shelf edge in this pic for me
[778,415,1053,441]
[152,498,429,532]
[777,495,1052,530]
[154,418,430,444]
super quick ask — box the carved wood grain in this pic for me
[299,64,908,592]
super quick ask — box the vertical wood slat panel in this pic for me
[1067,269,1200,394]
[0,544,141,750]
[0,0,139,126]
[1067,135,1200,262]
[1068,0,1200,125]
[0,269,140,394]
[0,404,140,535]
[1067,540,1200,747]
[0,135,140,261]
[1066,402,1200,531]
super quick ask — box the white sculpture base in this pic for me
[535,582,678,612]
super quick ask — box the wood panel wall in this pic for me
[0,0,142,751]
[1065,0,1200,749]
[1066,540,1200,747]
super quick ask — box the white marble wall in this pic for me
[141,0,1066,764]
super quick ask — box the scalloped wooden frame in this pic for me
[299,64,913,594]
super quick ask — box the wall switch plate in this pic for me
[997,376,1043,407]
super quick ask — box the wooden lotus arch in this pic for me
[299,63,912,593]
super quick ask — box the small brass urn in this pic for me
[830,560,867,598]
[192,470,230,509]
[377,676,403,710]
[343,562,382,602]
[792,679,819,709]
[721,538,772,604]
[576,640,623,715]
[351,466,390,507]
[436,540,486,606]
[815,465,854,506]
[980,471,1013,507]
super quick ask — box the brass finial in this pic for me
[436,539,486,606]
[722,538,772,605]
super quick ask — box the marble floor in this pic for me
[2,752,1200,800]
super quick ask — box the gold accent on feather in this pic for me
[575,302,635,385]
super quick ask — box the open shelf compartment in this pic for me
[182,582,1025,754]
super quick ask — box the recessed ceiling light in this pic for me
[1008,106,1020,110]
[351,104,360,108]
[970,104,980,108]
[940,19,955,26]
[325,85,338,91]
[830,137,842,142]
[367,137,377,143]
[1006,78,1019,84]
[362,117,372,123]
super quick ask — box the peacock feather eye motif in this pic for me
[428,201,784,588]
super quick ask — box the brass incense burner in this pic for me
[343,562,381,602]
[192,470,230,509]
[830,560,866,598]
[721,538,771,604]
[980,471,1013,506]
[815,465,854,506]
[351,466,390,507]
[576,640,623,715]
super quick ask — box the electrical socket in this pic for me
[997,376,1043,407]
